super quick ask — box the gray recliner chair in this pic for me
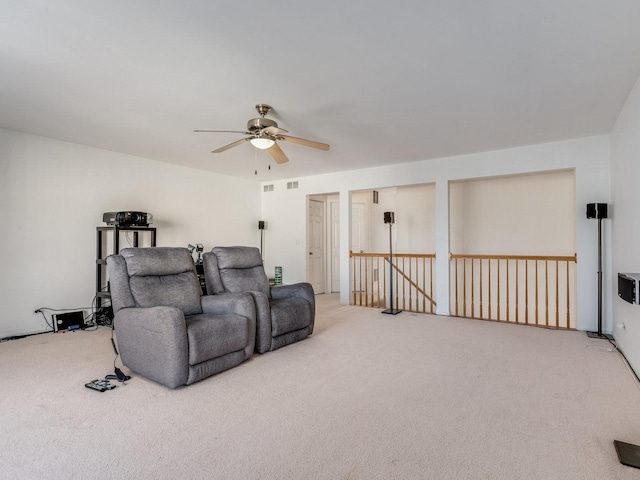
[107,247,256,388]
[202,246,315,354]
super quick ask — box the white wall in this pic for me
[450,170,575,255]
[0,128,261,338]
[261,135,610,331]
[362,185,436,254]
[610,73,640,374]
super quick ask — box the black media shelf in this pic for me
[96,226,157,311]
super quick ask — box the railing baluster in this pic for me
[352,253,356,306]
[488,259,492,318]
[525,260,529,325]
[515,260,519,324]
[506,258,511,322]
[431,257,435,313]
[567,259,572,329]
[455,258,459,316]
[479,258,483,319]
[383,257,387,308]
[535,260,539,326]
[545,260,549,327]
[497,259,501,321]
[555,260,560,328]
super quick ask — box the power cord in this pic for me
[607,337,640,389]
[33,309,55,332]
[108,330,131,384]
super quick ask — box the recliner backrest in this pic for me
[205,246,270,296]
[109,247,202,316]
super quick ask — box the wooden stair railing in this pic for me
[350,252,436,313]
[450,253,577,329]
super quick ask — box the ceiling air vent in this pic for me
[287,181,299,190]
[263,184,274,192]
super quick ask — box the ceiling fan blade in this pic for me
[263,126,288,136]
[268,142,289,164]
[278,135,330,151]
[212,138,249,153]
[195,129,250,134]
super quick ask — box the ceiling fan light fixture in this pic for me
[250,137,275,149]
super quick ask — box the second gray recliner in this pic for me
[203,246,315,353]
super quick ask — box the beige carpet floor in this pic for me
[1,294,640,479]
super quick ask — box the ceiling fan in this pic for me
[194,104,329,164]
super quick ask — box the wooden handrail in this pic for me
[352,252,436,259]
[451,253,577,262]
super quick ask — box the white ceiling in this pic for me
[2,1,640,181]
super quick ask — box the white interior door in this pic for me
[308,199,325,293]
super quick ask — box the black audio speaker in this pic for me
[258,220,265,230]
[586,203,608,219]
[384,212,395,224]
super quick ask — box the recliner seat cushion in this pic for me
[186,313,250,365]
[270,297,312,336]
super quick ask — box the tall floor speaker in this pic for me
[382,211,401,315]
[586,202,611,339]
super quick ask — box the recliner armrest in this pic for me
[271,282,315,307]
[201,292,255,320]
[269,283,315,344]
[114,306,189,388]
[245,291,272,354]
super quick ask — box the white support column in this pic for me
[339,190,352,305]
[435,179,450,315]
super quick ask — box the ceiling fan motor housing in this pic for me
[247,117,277,132]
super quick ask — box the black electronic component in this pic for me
[54,311,85,332]
[586,203,608,219]
[85,379,116,392]
[85,382,105,392]
[618,273,640,305]
[103,211,153,227]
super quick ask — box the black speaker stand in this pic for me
[586,331,613,340]
[586,215,611,340]
[382,217,402,316]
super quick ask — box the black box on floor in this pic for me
[54,311,85,332]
